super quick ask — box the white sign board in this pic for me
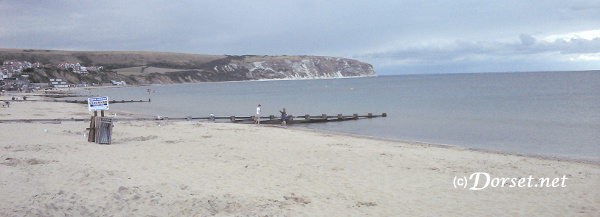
[88,97,109,111]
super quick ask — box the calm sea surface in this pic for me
[76,71,600,161]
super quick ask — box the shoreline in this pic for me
[1,93,599,216]
[288,126,600,166]
[100,100,600,165]
[5,90,598,165]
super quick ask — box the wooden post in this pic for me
[107,119,113,145]
[101,110,105,117]
[94,116,101,143]
[305,114,310,120]
[87,115,96,142]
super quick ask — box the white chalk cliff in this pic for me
[211,56,376,80]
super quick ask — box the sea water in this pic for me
[76,71,600,161]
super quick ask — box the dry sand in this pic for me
[0,93,598,216]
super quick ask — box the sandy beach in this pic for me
[0,93,598,216]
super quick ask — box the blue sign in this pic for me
[88,97,109,111]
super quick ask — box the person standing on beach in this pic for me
[279,108,287,127]
[255,104,262,124]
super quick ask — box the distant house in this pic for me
[2,78,30,88]
[49,78,69,88]
[57,62,94,74]
[1,66,14,79]
[57,62,82,72]
[0,60,37,77]
[2,60,18,65]
[1,71,8,80]
[111,80,127,86]
[85,66,103,72]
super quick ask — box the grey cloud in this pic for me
[1,0,599,74]
[363,35,600,63]
[519,34,536,46]
[554,38,600,54]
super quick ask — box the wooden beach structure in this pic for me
[0,113,387,125]
[4,98,151,104]
[57,98,152,104]
[235,113,388,125]
[87,110,114,145]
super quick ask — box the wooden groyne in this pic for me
[4,99,152,104]
[44,94,99,98]
[245,113,387,124]
[0,118,86,124]
[61,99,152,104]
[0,113,387,124]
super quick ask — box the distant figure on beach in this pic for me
[23,96,27,101]
[11,97,15,101]
[255,104,261,124]
[5,101,10,108]
[210,113,215,122]
[279,108,287,127]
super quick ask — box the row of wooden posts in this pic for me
[0,113,387,124]
[11,99,151,104]
[63,99,151,104]
[0,111,387,124]
[157,113,388,124]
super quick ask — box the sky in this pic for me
[1,0,599,75]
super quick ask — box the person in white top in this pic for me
[255,104,261,124]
